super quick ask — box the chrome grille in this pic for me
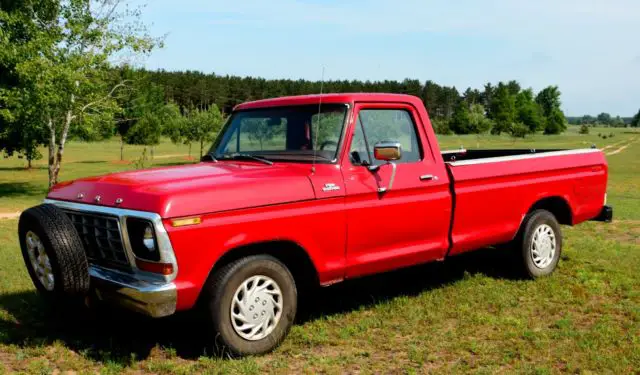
[64,210,130,269]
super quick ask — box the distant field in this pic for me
[0,127,638,373]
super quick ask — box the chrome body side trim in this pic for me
[43,199,178,283]
[447,148,601,167]
[441,148,467,154]
[90,265,177,317]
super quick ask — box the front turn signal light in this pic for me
[170,216,202,227]
[135,259,174,275]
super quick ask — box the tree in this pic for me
[185,105,225,159]
[632,109,640,127]
[597,112,612,125]
[579,125,590,134]
[535,86,562,118]
[0,1,157,187]
[544,108,567,135]
[489,84,516,134]
[510,122,529,138]
[515,89,544,133]
[116,72,169,160]
[124,102,180,155]
[449,101,471,134]
[536,86,567,134]
[468,104,493,134]
[0,0,56,167]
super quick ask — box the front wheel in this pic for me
[516,209,563,278]
[204,255,297,356]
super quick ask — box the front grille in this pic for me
[64,210,131,270]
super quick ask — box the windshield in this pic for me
[211,104,348,162]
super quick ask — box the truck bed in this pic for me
[442,147,607,256]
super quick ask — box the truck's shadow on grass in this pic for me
[0,247,521,364]
[0,182,46,199]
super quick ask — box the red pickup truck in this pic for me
[19,93,612,356]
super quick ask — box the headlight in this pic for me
[127,218,160,261]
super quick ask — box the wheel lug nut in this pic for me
[249,305,254,311]
[262,300,266,305]
[255,297,259,302]
[261,311,265,316]
[253,314,258,319]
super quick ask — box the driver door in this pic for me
[342,103,452,278]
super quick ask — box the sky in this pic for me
[137,0,640,116]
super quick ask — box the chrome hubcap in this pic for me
[230,275,283,341]
[25,231,55,291]
[531,224,556,269]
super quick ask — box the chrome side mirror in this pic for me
[374,142,402,161]
[370,141,401,194]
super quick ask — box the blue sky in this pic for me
[137,0,640,116]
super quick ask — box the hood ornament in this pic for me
[94,195,101,203]
[76,193,85,200]
[115,198,123,205]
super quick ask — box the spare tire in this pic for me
[18,204,90,299]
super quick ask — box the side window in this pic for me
[350,109,421,165]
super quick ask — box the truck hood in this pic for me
[47,162,315,218]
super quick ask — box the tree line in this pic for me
[568,113,637,127]
[137,70,570,137]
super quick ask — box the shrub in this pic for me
[432,119,452,135]
[579,125,589,134]
[510,122,529,138]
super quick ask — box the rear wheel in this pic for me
[204,255,297,356]
[516,209,563,278]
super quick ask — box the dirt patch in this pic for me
[109,160,131,165]
[153,154,188,159]
[0,212,20,220]
[606,138,635,156]
[601,139,627,151]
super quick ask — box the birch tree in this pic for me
[0,0,158,187]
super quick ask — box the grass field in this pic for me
[0,127,638,374]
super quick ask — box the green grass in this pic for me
[0,128,639,373]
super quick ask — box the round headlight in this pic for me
[127,218,160,261]
[143,225,156,252]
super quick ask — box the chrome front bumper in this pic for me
[90,266,177,318]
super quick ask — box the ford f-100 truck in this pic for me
[19,93,612,355]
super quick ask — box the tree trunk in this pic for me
[188,143,192,158]
[27,157,32,170]
[120,136,125,161]
[200,139,204,159]
[47,118,56,188]
[49,110,74,187]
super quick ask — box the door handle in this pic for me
[420,174,436,181]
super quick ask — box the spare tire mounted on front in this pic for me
[18,204,90,299]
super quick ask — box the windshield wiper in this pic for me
[219,153,273,165]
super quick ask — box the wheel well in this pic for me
[201,241,320,301]
[528,197,573,225]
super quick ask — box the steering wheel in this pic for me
[319,140,338,150]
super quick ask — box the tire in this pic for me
[18,204,90,301]
[516,209,563,278]
[204,255,297,356]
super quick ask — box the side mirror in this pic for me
[370,141,401,194]
[373,142,402,162]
